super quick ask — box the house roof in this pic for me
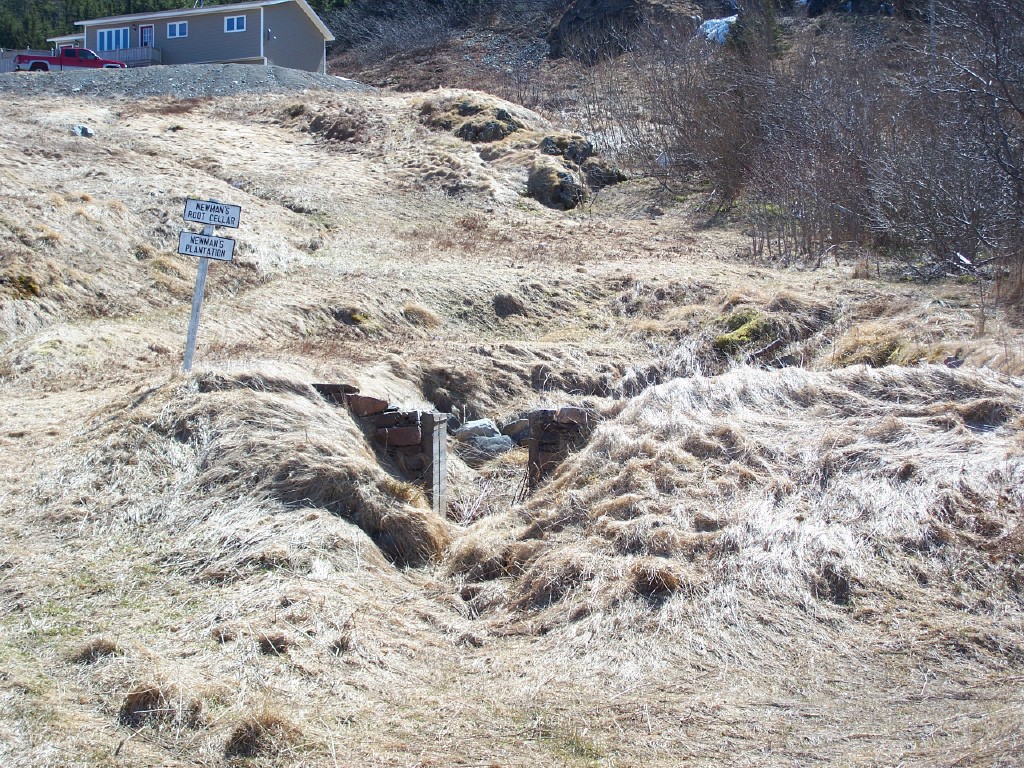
[47,33,85,44]
[74,0,335,42]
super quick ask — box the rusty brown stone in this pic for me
[555,406,590,426]
[348,395,390,417]
[375,426,422,447]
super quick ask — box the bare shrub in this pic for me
[937,0,1024,296]
[579,8,769,202]
[867,82,1004,278]
[580,4,1021,281]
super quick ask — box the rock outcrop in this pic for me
[549,0,643,61]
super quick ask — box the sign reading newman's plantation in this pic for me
[177,231,235,261]
[178,198,243,371]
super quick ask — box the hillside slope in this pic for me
[0,66,1022,767]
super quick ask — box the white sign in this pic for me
[178,231,235,261]
[183,198,242,229]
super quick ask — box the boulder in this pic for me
[549,0,643,61]
[455,418,501,441]
[71,124,94,138]
[539,135,595,165]
[501,418,531,443]
[582,158,627,188]
[527,161,586,210]
[456,108,523,143]
[459,434,514,463]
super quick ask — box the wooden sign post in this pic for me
[178,198,242,371]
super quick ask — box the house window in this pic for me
[167,21,188,39]
[96,27,129,52]
[224,15,246,33]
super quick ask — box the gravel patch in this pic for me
[0,63,373,99]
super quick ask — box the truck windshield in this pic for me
[78,50,97,60]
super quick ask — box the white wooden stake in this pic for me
[182,223,215,372]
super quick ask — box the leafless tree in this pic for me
[937,0,1024,294]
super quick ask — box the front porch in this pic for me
[105,47,163,67]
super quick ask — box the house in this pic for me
[47,33,86,50]
[67,0,335,73]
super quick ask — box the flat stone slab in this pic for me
[375,426,422,447]
[348,395,390,417]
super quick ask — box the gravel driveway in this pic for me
[0,63,372,99]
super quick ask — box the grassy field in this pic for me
[0,81,1022,767]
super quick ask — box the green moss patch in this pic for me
[714,309,774,353]
[419,95,526,142]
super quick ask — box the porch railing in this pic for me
[106,47,162,67]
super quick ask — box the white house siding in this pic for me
[264,2,327,73]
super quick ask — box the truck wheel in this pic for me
[30,63,47,71]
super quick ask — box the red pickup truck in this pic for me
[15,48,126,72]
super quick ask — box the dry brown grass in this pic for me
[492,364,1024,648]
[627,557,684,598]
[402,301,442,328]
[118,682,202,729]
[1,83,1023,768]
[446,537,505,582]
[70,636,123,664]
[256,631,294,656]
[833,320,914,367]
[224,708,301,758]
[61,367,453,568]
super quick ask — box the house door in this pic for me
[139,25,154,47]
